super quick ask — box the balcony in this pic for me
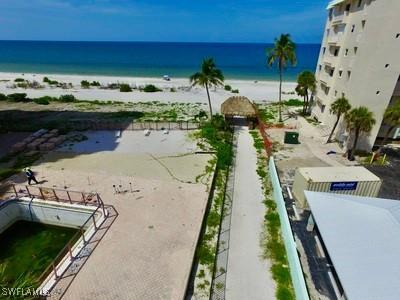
[328,33,343,45]
[324,55,338,67]
[331,14,345,25]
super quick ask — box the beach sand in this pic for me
[0,72,297,112]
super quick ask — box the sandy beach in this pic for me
[0,72,297,111]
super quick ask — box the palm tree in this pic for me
[326,97,351,143]
[267,34,297,122]
[345,106,376,158]
[190,58,224,118]
[381,101,400,146]
[296,71,316,115]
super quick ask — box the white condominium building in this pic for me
[312,0,400,149]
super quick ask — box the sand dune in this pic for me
[0,72,297,111]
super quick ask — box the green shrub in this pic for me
[58,94,76,102]
[119,84,132,92]
[43,77,58,85]
[142,84,162,93]
[90,81,101,86]
[14,78,25,82]
[231,89,239,93]
[170,87,177,92]
[7,93,28,102]
[81,80,90,88]
[224,85,232,91]
[0,93,6,101]
[34,98,50,105]
[284,99,303,107]
[16,82,28,88]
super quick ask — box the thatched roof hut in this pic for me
[221,96,257,117]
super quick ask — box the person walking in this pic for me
[24,167,39,185]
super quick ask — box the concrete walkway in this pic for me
[225,126,275,299]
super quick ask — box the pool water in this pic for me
[0,220,78,288]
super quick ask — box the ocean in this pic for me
[0,41,320,81]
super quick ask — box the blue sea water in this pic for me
[0,41,320,81]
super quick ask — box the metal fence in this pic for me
[269,157,310,300]
[67,120,200,131]
[0,184,101,207]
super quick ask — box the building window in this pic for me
[345,49,349,56]
[351,25,355,33]
[339,70,343,78]
[323,47,326,55]
[329,69,334,77]
[321,105,326,113]
[345,4,351,12]
[327,29,330,37]
[334,48,339,56]
[342,92,345,98]
[335,90,338,96]
[376,91,380,95]
[396,33,400,39]
[385,64,390,68]
[361,20,366,29]
[354,47,358,55]
[347,71,352,79]
[358,0,362,7]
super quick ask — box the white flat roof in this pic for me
[297,166,380,183]
[327,0,346,9]
[306,191,400,300]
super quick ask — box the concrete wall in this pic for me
[313,0,400,150]
[0,198,99,233]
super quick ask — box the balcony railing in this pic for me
[328,33,343,45]
[323,55,338,66]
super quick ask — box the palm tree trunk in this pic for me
[278,63,283,122]
[382,125,395,146]
[305,89,309,115]
[351,128,360,158]
[205,83,213,118]
[327,114,341,143]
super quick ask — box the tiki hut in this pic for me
[221,96,258,127]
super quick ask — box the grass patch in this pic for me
[0,220,78,290]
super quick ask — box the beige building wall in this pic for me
[312,0,400,149]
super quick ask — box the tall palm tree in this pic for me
[190,58,224,118]
[297,71,316,115]
[326,97,351,143]
[381,101,400,146]
[267,34,297,122]
[345,106,376,158]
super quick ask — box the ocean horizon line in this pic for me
[0,39,322,46]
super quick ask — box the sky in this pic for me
[0,0,329,43]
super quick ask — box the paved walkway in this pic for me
[225,127,275,299]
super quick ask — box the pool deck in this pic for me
[5,131,213,300]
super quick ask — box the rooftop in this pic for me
[306,191,400,300]
[327,0,346,9]
[297,166,380,183]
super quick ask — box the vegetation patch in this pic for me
[141,84,162,93]
[250,130,295,300]
[192,115,233,298]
